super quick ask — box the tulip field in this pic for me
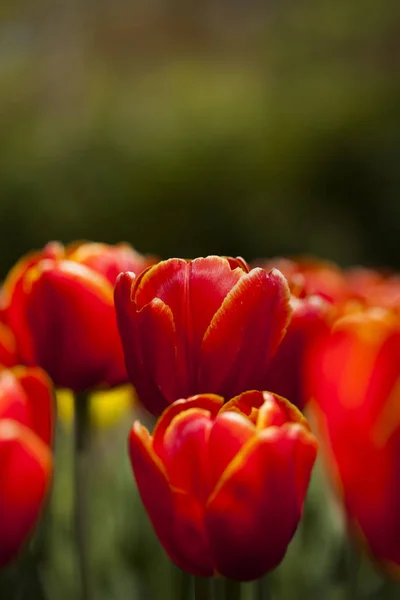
[1,246,400,599]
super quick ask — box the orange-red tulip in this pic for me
[307,309,400,573]
[345,267,400,312]
[0,367,53,567]
[115,256,293,415]
[129,390,317,580]
[2,241,155,391]
[257,257,349,304]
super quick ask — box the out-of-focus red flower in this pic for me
[0,366,53,567]
[345,267,400,312]
[307,308,400,573]
[2,241,156,392]
[258,256,349,303]
[115,256,293,415]
[129,390,318,580]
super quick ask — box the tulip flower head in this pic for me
[0,367,53,567]
[258,256,349,304]
[345,267,400,313]
[307,308,400,573]
[129,390,317,580]
[116,255,331,414]
[2,241,155,392]
[115,256,294,415]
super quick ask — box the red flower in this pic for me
[129,390,317,580]
[115,256,292,415]
[2,241,156,391]
[257,257,349,303]
[0,367,54,567]
[307,309,400,572]
[345,267,400,312]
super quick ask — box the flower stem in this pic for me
[3,545,48,600]
[347,543,361,600]
[194,576,212,600]
[176,569,192,600]
[73,393,91,600]
[254,576,269,600]
[224,578,241,600]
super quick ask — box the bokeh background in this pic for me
[1,0,400,275]
[1,0,400,598]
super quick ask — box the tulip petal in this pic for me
[115,273,179,415]
[208,411,255,490]
[153,394,223,458]
[26,260,126,391]
[14,367,54,447]
[181,257,245,354]
[0,419,52,567]
[221,390,311,430]
[136,299,181,403]
[221,390,265,423]
[2,243,63,364]
[205,424,317,581]
[0,322,18,368]
[67,242,153,285]
[132,257,246,393]
[199,268,292,397]
[129,422,213,576]
[158,408,214,503]
[0,370,30,426]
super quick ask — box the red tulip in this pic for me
[257,257,349,303]
[115,256,292,415]
[307,308,400,572]
[129,390,317,580]
[2,241,155,391]
[345,267,400,312]
[0,367,54,567]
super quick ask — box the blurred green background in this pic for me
[1,0,400,598]
[1,0,400,275]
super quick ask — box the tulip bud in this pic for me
[115,256,292,415]
[129,390,317,580]
[2,241,155,392]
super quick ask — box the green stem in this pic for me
[176,569,192,600]
[380,578,400,600]
[3,545,48,600]
[224,578,241,600]
[254,577,269,600]
[194,576,211,600]
[346,542,362,600]
[73,393,91,600]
